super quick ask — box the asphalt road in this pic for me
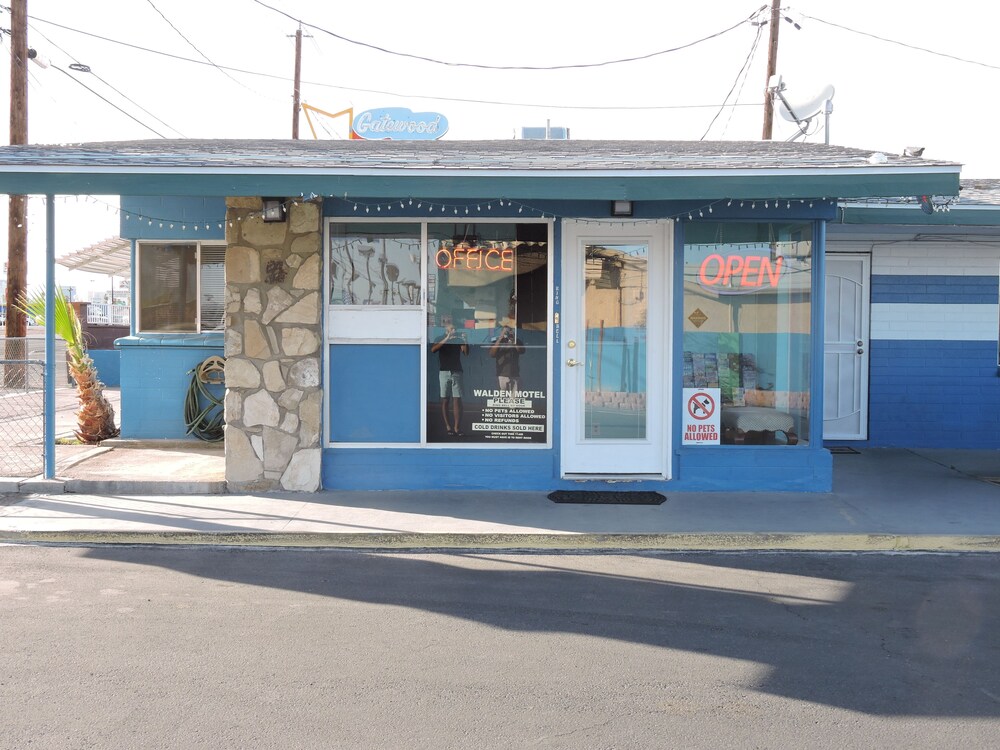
[2,547,998,749]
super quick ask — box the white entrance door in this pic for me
[561,221,671,476]
[823,253,871,440]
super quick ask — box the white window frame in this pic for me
[135,240,227,334]
[323,217,554,449]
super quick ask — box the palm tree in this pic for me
[16,287,120,443]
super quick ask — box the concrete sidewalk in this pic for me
[1,445,999,551]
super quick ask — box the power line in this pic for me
[143,0,251,89]
[27,21,187,137]
[52,65,167,137]
[700,23,765,140]
[20,12,761,113]
[798,12,1000,72]
[250,0,769,71]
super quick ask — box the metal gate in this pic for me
[0,337,67,478]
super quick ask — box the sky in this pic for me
[1,0,998,293]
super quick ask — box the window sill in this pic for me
[115,332,224,348]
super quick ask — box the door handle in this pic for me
[566,358,582,367]
[856,348,864,355]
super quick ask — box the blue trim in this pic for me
[322,446,833,491]
[326,198,837,223]
[44,196,56,478]
[810,220,827,448]
[115,333,224,348]
[871,274,1000,304]
[0,173,959,201]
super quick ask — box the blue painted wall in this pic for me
[90,349,120,387]
[329,345,421,442]
[115,334,224,440]
[120,196,226,240]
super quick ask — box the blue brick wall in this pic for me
[871,274,999,304]
[116,335,224,439]
[868,339,1000,448]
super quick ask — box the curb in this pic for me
[62,480,227,495]
[2,531,1000,552]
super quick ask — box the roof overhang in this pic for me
[56,236,130,276]
[0,140,962,201]
[838,202,1000,226]
[0,166,961,201]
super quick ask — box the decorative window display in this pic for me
[328,223,422,306]
[326,219,550,446]
[426,223,549,444]
[682,222,812,446]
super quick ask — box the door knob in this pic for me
[566,358,582,367]
[856,348,864,355]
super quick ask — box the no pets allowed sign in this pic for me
[682,388,720,445]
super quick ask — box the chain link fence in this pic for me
[0,337,69,478]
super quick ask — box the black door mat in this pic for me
[828,446,860,455]
[548,490,667,505]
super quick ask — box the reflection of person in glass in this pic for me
[489,322,525,393]
[431,323,469,436]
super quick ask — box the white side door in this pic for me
[560,220,671,476]
[823,253,871,440]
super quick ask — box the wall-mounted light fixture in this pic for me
[261,197,288,223]
[611,200,633,217]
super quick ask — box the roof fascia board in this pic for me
[0,164,960,179]
[0,171,961,201]
[837,205,1000,226]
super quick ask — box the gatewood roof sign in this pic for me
[352,107,449,141]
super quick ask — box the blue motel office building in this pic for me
[0,139,995,493]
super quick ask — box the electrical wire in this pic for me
[144,0,253,90]
[250,0,769,71]
[52,64,167,137]
[797,11,1000,72]
[19,12,761,113]
[717,26,765,138]
[700,23,765,139]
[27,21,187,137]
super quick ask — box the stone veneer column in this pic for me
[224,197,323,492]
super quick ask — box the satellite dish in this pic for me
[767,76,835,142]
[778,84,835,123]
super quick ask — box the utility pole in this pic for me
[291,25,302,139]
[6,0,27,340]
[761,0,781,140]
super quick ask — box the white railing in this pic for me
[86,303,130,327]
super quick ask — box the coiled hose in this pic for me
[184,355,226,442]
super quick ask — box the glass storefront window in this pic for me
[426,223,549,444]
[682,222,812,446]
[329,223,422,306]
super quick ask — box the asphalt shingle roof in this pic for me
[0,139,960,172]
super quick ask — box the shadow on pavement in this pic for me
[84,546,1000,718]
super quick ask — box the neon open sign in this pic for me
[436,245,514,272]
[698,254,784,289]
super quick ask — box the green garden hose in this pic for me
[184,355,226,442]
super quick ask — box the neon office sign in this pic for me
[435,244,514,272]
[352,107,449,140]
[698,253,784,291]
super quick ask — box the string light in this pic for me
[68,191,939,242]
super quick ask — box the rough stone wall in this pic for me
[223,197,323,492]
